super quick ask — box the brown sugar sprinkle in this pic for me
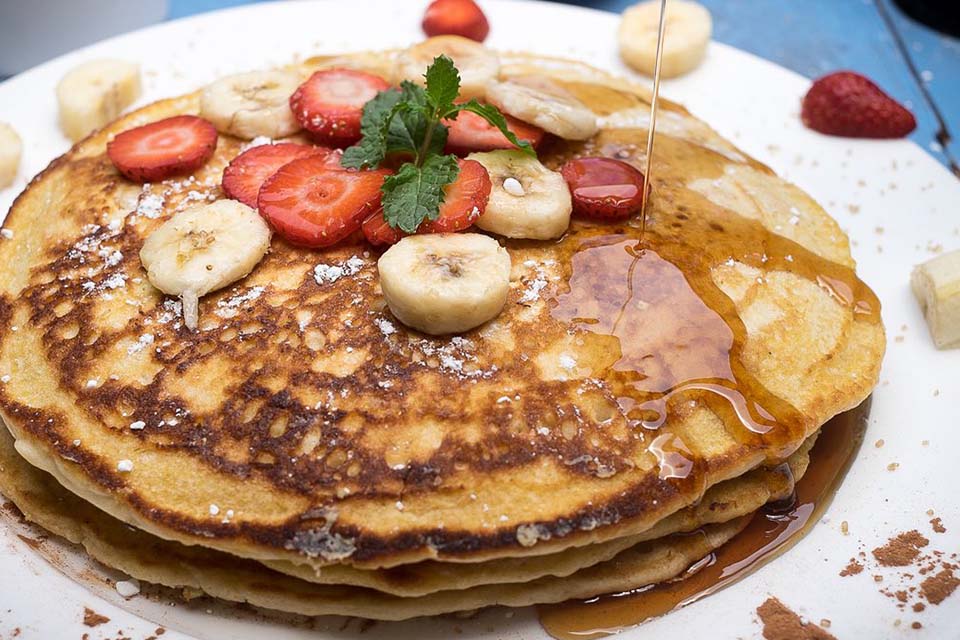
[911,621,922,629]
[874,439,884,448]
[82,608,110,628]
[874,574,884,582]
[913,603,926,612]
[840,521,849,535]
[930,517,946,534]
[873,530,929,567]
[756,597,836,640]
[840,558,864,577]
[920,567,960,605]
[887,462,900,471]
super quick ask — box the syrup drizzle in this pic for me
[538,398,871,639]
[527,71,882,635]
[638,0,668,241]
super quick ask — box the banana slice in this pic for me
[200,70,301,140]
[139,200,272,330]
[618,0,712,78]
[0,123,22,190]
[56,59,141,142]
[486,76,598,141]
[378,233,511,335]
[394,36,499,99]
[308,52,398,84]
[468,150,571,240]
[912,249,960,349]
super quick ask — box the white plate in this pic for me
[1,1,958,638]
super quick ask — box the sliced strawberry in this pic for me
[290,69,390,147]
[560,157,645,220]
[420,159,491,233]
[107,115,217,183]
[222,143,332,208]
[362,209,408,246]
[363,159,491,246]
[801,71,916,139]
[444,108,545,155]
[257,155,389,248]
[422,0,490,42]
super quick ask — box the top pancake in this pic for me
[0,50,884,569]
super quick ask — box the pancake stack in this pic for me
[0,48,884,620]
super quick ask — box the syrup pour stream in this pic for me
[613,0,666,336]
[637,0,668,240]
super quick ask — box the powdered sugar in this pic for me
[314,256,365,285]
[215,286,265,319]
[127,333,155,355]
[374,317,396,336]
[243,136,273,150]
[136,189,165,219]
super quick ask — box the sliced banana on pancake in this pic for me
[139,200,272,330]
[394,35,499,99]
[618,0,712,78]
[486,76,598,140]
[0,123,22,190]
[378,233,511,335]
[200,70,301,140]
[468,150,571,240]
[56,59,142,142]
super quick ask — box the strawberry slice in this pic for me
[290,69,390,147]
[258,155,389,248]
[421,159,491,232]
[222,143,333,209]
[801,71,916,139]
[560,157,645,220]
[444,108,545,156]
[107,115,217,183]
[362,159,491,246]
[422,0,490,42]
[362,209,407,246]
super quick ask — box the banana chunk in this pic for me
[911,249,960,349]
[486,76,598,141]
[395,36,499,99]
[618,0,712,78]
[200,70,301,140]
[378,233,511,335]
[0,123,22,190]
[468,150,571,240]
[56,59,141,142]
[140,200,272,330]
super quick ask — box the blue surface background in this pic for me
[167,0,957,176]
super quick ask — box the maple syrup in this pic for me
[538,398,871,639]
[638,0,668,239]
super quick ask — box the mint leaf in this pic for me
[341,88,403,169]
[424,55,460,114]
[385,81,447,158]
[382,154,460,233]
[458,100,536,156]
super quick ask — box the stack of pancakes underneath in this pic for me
[0,50,883,620]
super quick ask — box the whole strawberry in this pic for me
[801,71,916,139]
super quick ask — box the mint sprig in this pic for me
[341,55,535,233]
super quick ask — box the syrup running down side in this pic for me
[539,398,871,639]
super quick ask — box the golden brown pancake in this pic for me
[0,418,804,617]
[0,50,884,578]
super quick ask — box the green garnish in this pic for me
[341,56,535,234]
